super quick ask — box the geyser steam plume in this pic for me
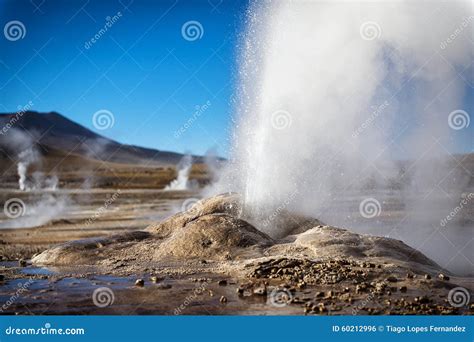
[215,0,472,273]
[165,155,193,190]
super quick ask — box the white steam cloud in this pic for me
[214,0,473,274]
[165,155,194,190]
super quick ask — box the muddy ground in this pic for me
[0,190,472,315]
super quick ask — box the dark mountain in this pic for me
[0,111,196,165]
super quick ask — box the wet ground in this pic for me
[0,188,472,315]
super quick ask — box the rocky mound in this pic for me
[32,193,441,275]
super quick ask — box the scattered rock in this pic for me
[135,279,145,287]
[150,276,162,283]
[220,296,227,304]
[218,280,227,286]
[438,274,449,281]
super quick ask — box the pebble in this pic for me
[424,274,431,280]
[150,276,162,283]
[399,286,407,293]
[135,279,145,287]
[218,280,228,286]
[386,276,398,283]
[438,274,450,281]
[18,259,27,267]
[253,284,267,296]
[220,296,227,304]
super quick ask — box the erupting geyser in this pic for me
[213,0,472,273]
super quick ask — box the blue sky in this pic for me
[0,0,472,157]
[0,0,248,156]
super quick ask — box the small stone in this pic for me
[150,276,162,283]
[415,296,430,304]
[399,286,407,293]
[253,284,267,296]
[438,274,450,281]
[157,284,172,289]
[18,259,27,267]
[386,276,398,283]
[220,296,227,304]
[0,274,4,281]
[135,279,145,287]
[200,260,207,264]
[407,273,415,279]
[424,274,431,280]
[315,291,324,298]
[218,280,227,286]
